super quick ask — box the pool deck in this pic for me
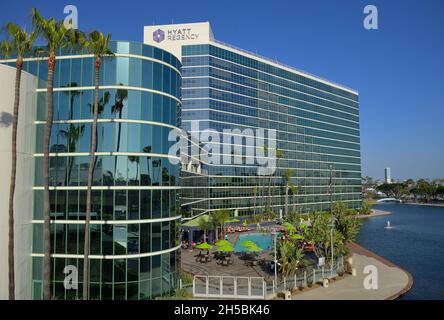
[181,232,275,281]
[290,243,413,300]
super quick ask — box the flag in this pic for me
[329,165,333,194]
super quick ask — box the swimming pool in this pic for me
[234,233,273,252]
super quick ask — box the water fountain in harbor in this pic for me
[384,221,393,229]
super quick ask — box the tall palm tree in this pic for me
[290,184,299,216]
[213,209,230,240]
[1,23,36,300]
[88,91,110,181]
[32,7,71,300]
[82,30,113,300]
[283,169,292,218]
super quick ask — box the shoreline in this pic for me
[403,202,444,208]
[355,209,392,219]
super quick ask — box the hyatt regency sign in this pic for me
[144,22,212,59]
[153,28,199,43]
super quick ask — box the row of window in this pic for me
[33,189,179,221]
[182,64,358,111]
[31,251,179,300]
[183,62,358,109]
[36,90,180,125]
[182,45,358,101]
[32,220,179,256]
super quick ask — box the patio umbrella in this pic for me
[243,243,263,253]
[283,222,296,232]
[217,244,234,252]
[299,223,308,230]
[228,218,240,223]
[195,242,213,250]
[240,240,257,248]
[289,233,304,240]
[215,240,231,247]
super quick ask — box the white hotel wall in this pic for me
[0,64,37,299]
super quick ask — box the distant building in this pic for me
[385,168,392,184]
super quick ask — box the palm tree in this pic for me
[32,8,71,300]
[283,169,292,218]
[82,30,113,300]
[88,91,110,179]
[290,184,299,216]
[1,23,36,300]
[213,209,230,240]
[197,217,212,243]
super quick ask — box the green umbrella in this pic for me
[283,222,296,232]
[217,244,234,252]
[215,240,231,247]
[240,240,257,248]
[228,218,240,223]
[289,233,304,240]
[243,243,263,252]
[195,242,213,250]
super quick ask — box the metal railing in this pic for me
[267,256,345,294]
[193,275,266,299]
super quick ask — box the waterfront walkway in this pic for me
[291,243,413,300]
[355,209,391,219]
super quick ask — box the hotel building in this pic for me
[144,22,362,219]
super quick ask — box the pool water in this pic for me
[234,233,273,252]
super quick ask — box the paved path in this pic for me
[291,243,412,300]
[355,209,391,219]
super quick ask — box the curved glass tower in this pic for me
[20,41,182,299]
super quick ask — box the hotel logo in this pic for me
[153,29,165,43]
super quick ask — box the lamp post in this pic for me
[271,231,278,291]
[329,164,334,274]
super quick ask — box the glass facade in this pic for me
[8,41,182,299]
[181,44,362,217]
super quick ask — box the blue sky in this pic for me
[2,0,443,180]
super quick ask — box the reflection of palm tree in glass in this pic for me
[142,145,152,185]
[59,124,85,185]
[88,91,110,179]
[128,156,140,185]
[152,159,161,186]
[62,82,82,185]
[111,86,128,153]
[162,167,169,185]
[63,82,82,120]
